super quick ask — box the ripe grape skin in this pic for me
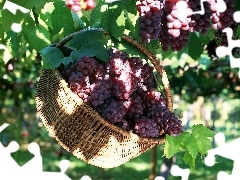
[209,0,235,30]
[62,49,183,138]
[102,98,127,123]
[65,0,96,12]
[189,1,212,35]
[134,116,160,138]
[136,0,164,43]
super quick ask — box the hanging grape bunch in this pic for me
[136,0,236,51]
[61,48,183,138]
[65,0,96,12]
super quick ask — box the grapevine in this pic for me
[136,0,238,52]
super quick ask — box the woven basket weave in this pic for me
[35,31,172,168]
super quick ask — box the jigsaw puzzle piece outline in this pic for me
[215,27,240,70]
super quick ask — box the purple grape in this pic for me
[136,0,164,43]
[61,48,183,138]
[189,0,212,35]
[209,0,235,30]
[134,116,160,138]
[102,98,127,123]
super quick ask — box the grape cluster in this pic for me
[210,0,235,30]
[136,0,237,51]
[189,1,211,34]
[136,0,164,43]
[159,16,190,51]
[65,0,96,12]
[62,48,183,137]
[164,1,192,37]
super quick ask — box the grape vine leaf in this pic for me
[40,12,53,30]
[69,30,107,50]
[51,1,75,37]
[70,40,109,62]
[68,30,109,62]
[119,0,137,15]
[125,11,140,40]
[40,47,72,69]
[90,0,106,26]
[71,12,86,30]
[164,134,182,158]
[7,0,45,10]
[1,9,27,32]
[164,124,214,171]
[183,149,196,170]
[0,0,6,9]
[188,33,204,60]
[22,19,50,51]
[100,4,126,39]
[7,31,21,57]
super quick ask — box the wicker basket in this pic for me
[35,31,172,168]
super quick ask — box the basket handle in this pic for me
[121,34,173,112]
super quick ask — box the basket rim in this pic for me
[48,68,166,143]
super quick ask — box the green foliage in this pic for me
[51,1,75,37]
[40,47,71,69]
[188,33,204,60]
[0,0,239,171]
[164,124,214,171]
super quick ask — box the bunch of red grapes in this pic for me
[136,0,236,51]
[61,48,183,138]
[65,0,96,12]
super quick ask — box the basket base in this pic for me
[35,69,165,168]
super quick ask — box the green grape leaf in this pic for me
[71,12,86,30]
[197,32,211,44]
[7,31,21,57]
[0,0,6,9]
[196,137,212,154]
[164,134,182,158]
[69,30,107,50]
[192,124,215,139]
[119,0,137,14]
[113,38,145,59]
[39,12,53,30]
[70,40,109,62]
[164,124,214,171]
[40,47,72,69]
[1,9,27,32]
[22,21,50,51]
[188,33,204,60]
[90,0,106,26]
[100,5,126,39]
[236,0,240,10]
[125,11,139,40]
[182,133,198,158]
[7,0,45,9]
[51,1,75,37]
[183,150,196,171]
[235,24,240,38]
[61,56,73,66]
